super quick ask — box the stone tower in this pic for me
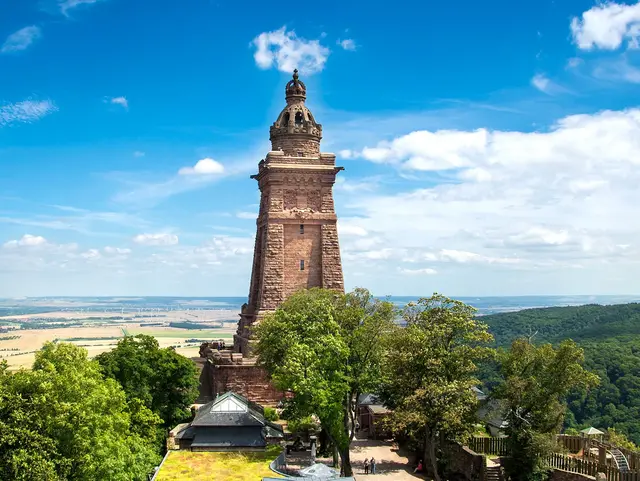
[234,70,345,354]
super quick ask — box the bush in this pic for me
[264,407,279,422]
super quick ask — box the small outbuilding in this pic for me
[168,391,284,452]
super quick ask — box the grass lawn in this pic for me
[155,445,283,481]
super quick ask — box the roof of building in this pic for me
[183,391,284,445]
[357,393,381,406]
[191,427,266,448]
[191,391,276,429]
[367,404,391,415]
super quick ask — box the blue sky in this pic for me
[1,0,640,297]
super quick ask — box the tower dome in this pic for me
[270,69,322,157]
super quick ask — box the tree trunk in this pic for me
[332,445,339,468]
[340,448,353,476]
[425,426,441,481]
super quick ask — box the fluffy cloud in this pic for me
[1,26,41,54]
[337,39,356,51]
[398,267,437,275]
[531,74,553,94]
[3,234,47,248]
[59,0,105,15]
[109,96,128,109]
[104,246,131,255]
[336,107,640,289]
[132,233,179,246]
[0,100,57,127]
[571,1,640,50]
[178,158,225,176]
[252,27,330,74]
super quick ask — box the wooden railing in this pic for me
[468,436,640,481]
[468,437,509,456]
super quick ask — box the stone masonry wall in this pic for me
[260,224,284,310]
[283,223,322,299]
[208,363,282,405]
[321,223,345,291]
[271,136,319,157]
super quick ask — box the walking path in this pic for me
[317,436,425,480]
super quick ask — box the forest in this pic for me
[479,303,640,445]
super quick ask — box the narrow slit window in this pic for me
[300,260,305,271]
[297,151,304,157]
[300,224,304,234]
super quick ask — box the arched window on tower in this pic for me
[295,112,304,127]
[282,112,290,126]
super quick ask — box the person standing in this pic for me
[371,457,376,474]
[364,458,369,475]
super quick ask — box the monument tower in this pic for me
[234,70,345,354]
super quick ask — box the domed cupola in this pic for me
[270,69,322,157]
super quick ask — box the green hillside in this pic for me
[479,303,640,445]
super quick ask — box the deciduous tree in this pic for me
[379,294,494,481]
[494,339,599,481]
[254,287,395,476]
[0,344,161,480]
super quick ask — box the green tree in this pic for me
[96,335,199,431]
[254,287,395,476]
[494,339,599,481]
[378,294,494,481]
[0,343,161,480]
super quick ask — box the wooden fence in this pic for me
[546,453,640,481]
[469,437,509,456]
[468,436,640,481]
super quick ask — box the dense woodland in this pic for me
[478,303,640,445]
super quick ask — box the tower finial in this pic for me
[285,69,306,103]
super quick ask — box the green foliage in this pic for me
[96,335,199,431]
[263,407,279,422]
[0,343,161,480]
[494,339,599,481]
[254,287,396,476]
[286,416,319,436]
[481,303,640,445]
[606,428,638,452]
[379,294,494,481]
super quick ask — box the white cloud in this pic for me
[80,248,101,259]
[178,158,225,176]
[58,0,104,15]
[1,26,41,54]
[133,151,145,158]
[3,234,47,248]
[109,96,128,109]
[104,246,131,255]
[133,233,179,246]
[334,107,640,294]
[338,224,368,237]
[0,100,57,127]
[399,267,437,275]
[531,73,551,93]
[252,26,330,74]
[236,211,257,219]
[337,39,356,51]
[571,1,640,50]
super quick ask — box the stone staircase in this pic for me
[486,465,501,481]
[612,448,630,472]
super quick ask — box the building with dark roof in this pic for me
[168,391,284,452]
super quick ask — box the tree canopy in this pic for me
[96,334,200,432]
[493,339,599,481]
[254,287,395,476]
[0,343,161,481]
[378,294,494,481]
[480,303,640,445]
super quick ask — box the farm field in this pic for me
[0,308,238,370]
